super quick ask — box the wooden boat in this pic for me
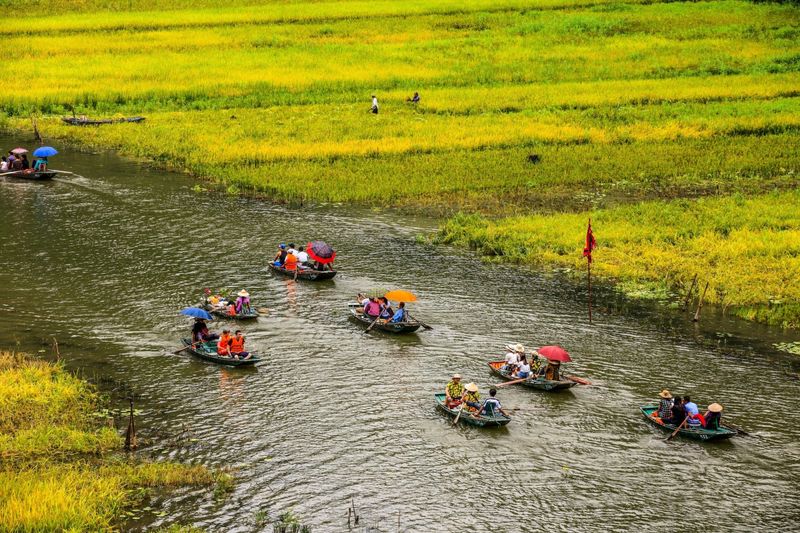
[1,170,56,180]
[641,406,736,442]
[434,393,510,428]
[348,307,421,334]
[203,304,259,320]
[62,116,146,126]
[181,338,261,367]
[487,361,577,391]
[268,263,337,281]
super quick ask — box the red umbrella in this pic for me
[537,345,572,363]
[307,240,336,264]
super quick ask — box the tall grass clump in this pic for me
[0,352,228,531]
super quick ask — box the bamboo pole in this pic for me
[588,257,592,323]
[124,398,137,450]
[682,273,698,311]
[693,282,710,322]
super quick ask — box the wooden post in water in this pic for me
[31,116,43,144]
[693,282,710,322]
[124,398,137,450]
[682,273,698,311]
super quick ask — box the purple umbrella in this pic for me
[307,240,336,264]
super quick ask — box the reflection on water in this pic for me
[1,133,799,531]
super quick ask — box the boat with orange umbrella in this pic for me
[348,289,430,334]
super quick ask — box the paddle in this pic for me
[666,417,689,441]
[495,377,529,387]
[723,420,750,436]
[564,374,592,386]
[173,340,203,354]
[365,316,380,333]
[407,312,432,330]
[452,404,464,425]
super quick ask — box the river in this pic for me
[1,133,798,532]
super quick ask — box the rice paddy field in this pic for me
[1,0,799,326]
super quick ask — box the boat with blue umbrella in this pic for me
[175,307,262,366]
[1,146,63,180]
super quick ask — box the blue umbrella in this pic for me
[180,307,213,320]
[33,146,58,157]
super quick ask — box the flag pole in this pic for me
[588,250,592,323]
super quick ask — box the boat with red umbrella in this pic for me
[487,344,590,391]
[268,240,337,280]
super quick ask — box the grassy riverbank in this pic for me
[1,0,798,326]
[0,351,226,531]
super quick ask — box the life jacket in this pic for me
[217,335,231,355]
[284,254,298,271]
[227,303,236,316]
[230,335,245,352]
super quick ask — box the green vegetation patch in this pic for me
[0,352,227,531]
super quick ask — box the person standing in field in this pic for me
[370,95,379,114]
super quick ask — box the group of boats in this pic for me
[172,244,742,443]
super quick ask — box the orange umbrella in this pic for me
[384,290,417,303]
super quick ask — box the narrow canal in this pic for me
[1,133,798,531]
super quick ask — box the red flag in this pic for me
[583,220,596,263]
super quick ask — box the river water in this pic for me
[1,133,799,532]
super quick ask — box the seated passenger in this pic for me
[703,403,723,430]
[683,395,705,427]
[513,356,531,379]
[229,330,251,360]
[363,298,381,318]
[296,245,309,266]
[502,343,524,372]
[657,390,673,419]
[284,252,298,271]
[445,373,464,408]
[227,300,237,317]
[217,330,232,357]
[379,297,393,320]
[462,382,481,412]
[33,157,47,171]
[666,395,684,426]
[389,301,407,323]
[273,244,287,266]
[477,388,509,418]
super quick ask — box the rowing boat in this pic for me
[434,393,511,427]
[180,338,261,366]
[203,304,259,320]
[487,361,577,391]
[62,116,146,126]
[640,406,736,442]
[268,263,337,281]
[348,307,421,334]
[1,170,56,180]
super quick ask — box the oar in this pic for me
[365,316,380,333]
[495,377,529,387]
[666,417,688,441]
[724,420,750,436]
[452,404,464,425]
[408,312,432,330]
[173,340,203,354]
[564,374,592,386]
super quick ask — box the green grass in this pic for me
[1,0,799,326]
[436,191,800,328]
[0,352,227,531]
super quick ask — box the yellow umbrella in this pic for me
[384,290,417,303]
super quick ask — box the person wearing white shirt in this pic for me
[514,356,531,379]
[371,95,379,114]
[287,243,298,257]
[297,245,309,264]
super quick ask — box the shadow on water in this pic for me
[1,132,799,531]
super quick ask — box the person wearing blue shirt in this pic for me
[390,302,407,323]
[683,395,704,427]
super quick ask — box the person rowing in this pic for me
[191,318,218,344]
[476,388,509,418]
[235,290,251,314]
[703,403,723,429]
[461,382,481,412]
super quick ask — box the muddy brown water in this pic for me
[1,133,798,532]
